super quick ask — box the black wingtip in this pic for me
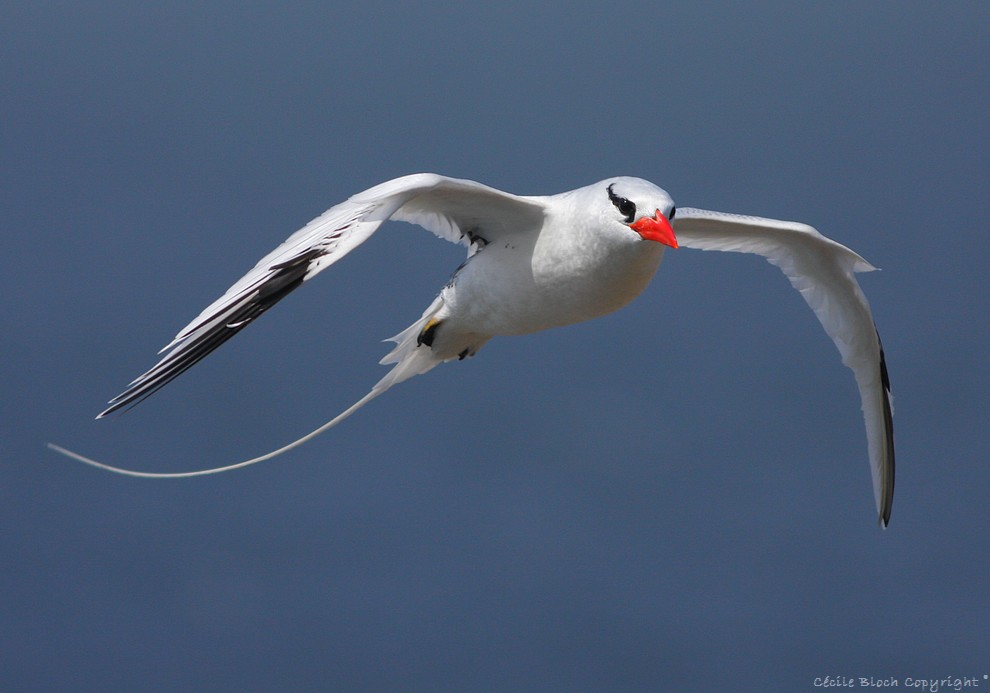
[94,248,326,418]
[876,327,895,529]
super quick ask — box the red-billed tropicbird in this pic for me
[49,174,894,526]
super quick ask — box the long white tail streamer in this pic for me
[47,297,449,478]
[46,387,384,478]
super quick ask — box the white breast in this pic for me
[442,215,666,338]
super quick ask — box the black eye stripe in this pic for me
[607,184,637,223]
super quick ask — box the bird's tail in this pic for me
[47,297,450,478]
[374,294,448,389]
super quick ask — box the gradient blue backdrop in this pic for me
[4,2,988,690]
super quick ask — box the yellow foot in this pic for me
[417,317,442,347]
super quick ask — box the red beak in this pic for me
[630,210,678,248]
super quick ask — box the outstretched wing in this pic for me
[674,208,894,527]
[99,173,545,417]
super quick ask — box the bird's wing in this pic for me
[99,173,545,417]
[673,207,894,527]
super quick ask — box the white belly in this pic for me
[443,237,665,338]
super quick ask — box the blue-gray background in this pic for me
[4,3,988,690]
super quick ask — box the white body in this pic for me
[426,185,668,358]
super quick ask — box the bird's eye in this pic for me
[618,198,636,220]
[669,206,676,220]
[607,184,637,224]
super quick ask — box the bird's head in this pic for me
[603,177,678,248]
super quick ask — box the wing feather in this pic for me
[99,174,544,417]
[674,207,894,526]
